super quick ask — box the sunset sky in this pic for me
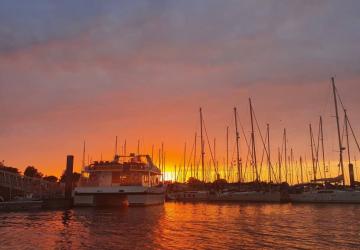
[1,1,360,180]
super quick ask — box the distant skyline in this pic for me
[1,1,360,179]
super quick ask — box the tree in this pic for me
[60,171,81,185]
[0,163,20,174]
[187,177,203,186]
[24,166,43,178]
[43,175,58,182]
[212,178,228,190]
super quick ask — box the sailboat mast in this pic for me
[137,140,140,155]
[300,156,304,183]
[345,110,351,164]
[249,98,258,182]
[183,142,187,183]
[234,107,241,183]
[267,124,271,183]
[82,140,86,170]
[151,144,154,161]
[214,138,217,179]
[161,142,164,182]
[200,108,205,182]
[319,116,326,178]
[283,129,287,183]
[115,136,118,157]
[278,147,281,183]
[332,77,345,185]
[194,132,197,179]
[226,126,229,182]
[310,124,317,182]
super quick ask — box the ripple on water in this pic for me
[0,203,360,249]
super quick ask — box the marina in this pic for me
[1,1,360,248]
[1,79,360,207]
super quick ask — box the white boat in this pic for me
[289,189,360,203]
[73,154,166,207]
[219,190,282,202]
[290,78,360,203]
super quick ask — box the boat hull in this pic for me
[289,190,360,203]
[73,186,165,207]
[219,191,282,202]
[167,191,210,202]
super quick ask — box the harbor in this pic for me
[2,1,360,249]
[1,78,360,209]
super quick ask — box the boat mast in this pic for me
[214,138,217,179]
[283,129,287,183]
[162,142,165,182]
[345,110,351,165]
[332,77,345,185]
[194,132,197,179]
[300,156,304,183]
[267,124,271,183]
[151,144,154,161]
[226,126,229,182]
[82,140,86,170]
[310,124,317,182]
[183,142,187,183]
[278,147,281,183]
[249,98,258,182]
[290,148,294,185]
[319,116,326,178]
[137,139,140,155]
[234,107,241,183]
[115,136,118,157]
[200,108,205,182]
[124,140,127,156]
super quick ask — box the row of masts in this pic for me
[171,77,359,185]
[80,78,359,186]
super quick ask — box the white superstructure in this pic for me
[73,154,165,207]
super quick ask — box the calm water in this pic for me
[1,202,360,249]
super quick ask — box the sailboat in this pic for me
[166,108,216,202]
[289,77,360,203]
[219,99,283,202]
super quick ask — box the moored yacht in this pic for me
[289,187,360,203]
[73,154,166,207]
[290,77,360,203]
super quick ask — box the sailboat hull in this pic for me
[219,191,282,202]
[289,189,360,203]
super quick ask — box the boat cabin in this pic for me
[79,154,161,187]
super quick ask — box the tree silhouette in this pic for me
[0,162,20,174]
[60,172,81,185]
[24,166,43,178]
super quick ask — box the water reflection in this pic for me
[1,203,360,249]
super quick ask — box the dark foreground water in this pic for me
[1,202,360,249]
